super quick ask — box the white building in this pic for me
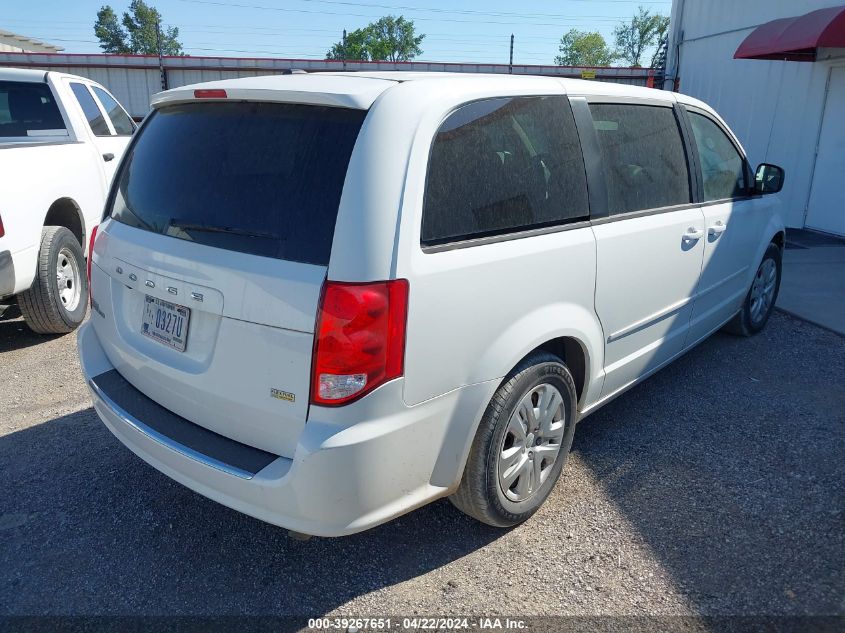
[0,30,63,53]
[665,1,845,237]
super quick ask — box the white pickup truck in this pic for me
[0,68,135,333]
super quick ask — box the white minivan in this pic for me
[78,73,786,536]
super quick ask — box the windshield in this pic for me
[109,101,366,266]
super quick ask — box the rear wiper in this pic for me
[168,221,278,240]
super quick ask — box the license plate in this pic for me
[141,296,190,352]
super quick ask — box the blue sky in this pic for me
[3,0,673,65]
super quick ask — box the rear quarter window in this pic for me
[422,96,589,246]
[109,102,366,266]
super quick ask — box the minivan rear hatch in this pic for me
[90,99,367,458]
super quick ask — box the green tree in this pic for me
[649,16,671,68]
[94,6,130,53]
[555,29,615,67]
[94,1,183,55]
[326,28,370,61]
[613,6,669,67]
[326,15,424,62]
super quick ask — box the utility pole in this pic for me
[156,18,168,91]
[342,29,347,71]
[509,34,514,74]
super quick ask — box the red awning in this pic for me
[734,5,845,61]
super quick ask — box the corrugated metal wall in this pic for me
[666,0,845,230]
[0,51,652,118]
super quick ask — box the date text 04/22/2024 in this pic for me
[306,617,528,630]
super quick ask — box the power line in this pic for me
[172,0,662,28]
[3,23,604,42]
[4,1,671,64]
[20,34,558,58]
[14,26,586,44]
[11,37,557,63]
[288,0,670,20]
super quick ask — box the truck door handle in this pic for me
[683,227,704,241]
[708,221,727,236]
[102,153,115,162]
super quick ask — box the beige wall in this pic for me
[0,34,62,53]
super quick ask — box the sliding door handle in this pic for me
[708,221,727,236]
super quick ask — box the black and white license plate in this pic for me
[142,295,190,352]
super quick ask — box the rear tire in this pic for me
[18,226,88,335]
[724,242,781,337]
[449,352,577,527]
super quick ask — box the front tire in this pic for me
[450,352,578,527]
[725,242,781,337]
[18,226,88,335]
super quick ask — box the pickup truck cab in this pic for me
[0,68,135,333]
[79,72,786,536]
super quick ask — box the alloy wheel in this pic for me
[497,383,566,502]
[749,257,777,325]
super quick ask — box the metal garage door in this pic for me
[806,66,845,237]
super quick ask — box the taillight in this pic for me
[0,214,4,238]
[87,224,98,288]
[311,279,409,406]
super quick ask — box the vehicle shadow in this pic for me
[0,406,504,615]
[1,320,841,617]
[569,314,845,615]
[0,311,66,354]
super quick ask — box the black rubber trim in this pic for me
[674,103,703,204]
[569,96,609,220]
[0,250,14,297]
[90,369,278,476]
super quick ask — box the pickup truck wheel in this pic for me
[449,352,577,527]
[724,242,782,337]
[18,226,88,334]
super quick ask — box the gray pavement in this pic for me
[0,310,842,619]
[779,230,845,336]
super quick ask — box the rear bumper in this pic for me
[78,321,496,536]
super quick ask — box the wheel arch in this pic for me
[471,302,604,414]
[742,216,786,292]
[43,198,86,251]
[429,307,603,491]
[535,336,588,408]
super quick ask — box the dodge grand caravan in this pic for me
[78,73,786,536]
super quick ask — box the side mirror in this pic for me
[754,163,785,195]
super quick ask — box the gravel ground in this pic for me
[0,308,842,620]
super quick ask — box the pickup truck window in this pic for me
[0,81,67,137]
[70,83,111,136]
[92,86,135,135]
